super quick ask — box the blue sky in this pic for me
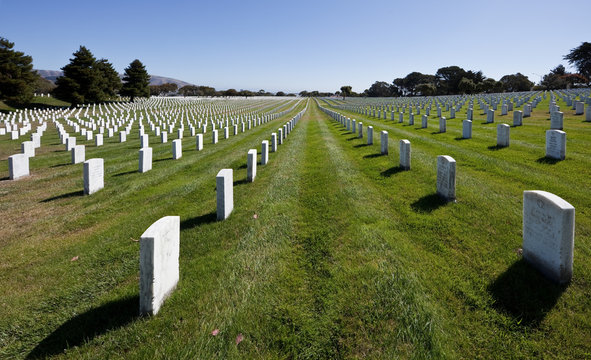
[2,0,590,93]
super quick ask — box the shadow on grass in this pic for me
[26,296,140,359]
[536,156,562,164]
[50,163,70,168]
[380,165,406,177]
[410,193,448,213]
[353,143,369,148]
[181,211,217,230]
[454,137,469,141]
[0,176,9,181]
[481,121,493,125]
[364,153,385,159]
[112,170,137,177]
[488,259,567,328]
[236,164,247,170]
[233,178,249,186]
[41,190,84,203]
[154,157,172,163]
[488,145,507,151]
[346,136,358,141]
[431,131,444,135]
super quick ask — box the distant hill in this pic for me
[35,70,194,88]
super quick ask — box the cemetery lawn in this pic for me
[1,98,590,359]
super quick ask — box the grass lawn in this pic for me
[0,96,589,359]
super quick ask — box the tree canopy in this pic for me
[54,46,121,105]
[564,42,591,84]
[0,37,37,105]
[120,59,150,101]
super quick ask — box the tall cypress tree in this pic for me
[54,46,102,104]
[95,58,121,98]
[120,59,150,102]
[0,37,37,105]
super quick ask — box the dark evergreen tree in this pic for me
[95,58,121,98]
[120,59,150,101]
[564,42,591,84]
[54,46,103,104]
[0,37,37,105]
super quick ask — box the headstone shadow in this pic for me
[41,190,84,203]
[180,211,217,230]
[236,164,247,170]
[353,143,369,148]
[380,165,405,177]
[487,145,506,151]
[154,157,172,163]
[454,137,468,141]
[536,156,561,165]
[233,178,248,186]
[26,295,140,359]
[346,136,358,141]
[113,170,137,177]
[410,193,448,213]
[363,153,385,159]
[487,259,567,328]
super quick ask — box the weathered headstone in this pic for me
[513,110,523,126]
[545,130,566,160]
[439,117,446,133]
[247,149,257,182]
[216,169,233,220]
[139,147,152,173]
[497,123,510,147]
[8,154,29,180]
[550,111,563,130]
[139,216,180,315]
[367,126,373,145]
[487,109,495,123]
[522,190,575,284]
[358,122,363,138]
[436,155,456,201]
[400,139,411,170]
[422,115,428,128]
[83,158,104,195]
[462,120,472,139]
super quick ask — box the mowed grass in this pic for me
[0,96,589,359]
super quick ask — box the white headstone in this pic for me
[497,123,510,147]
[95,134,103,147]
[400,139,411,170]
[422,115,428,128]
[196,134,203,151]
[31,133,41,148]
[436,155,456,201]
[513,110,523,126]
[358,122,363,138]
[523,190,575,284]
[141,134,149,148]
[120,131,127,143]
[462,120,472,139]
[161,131,168,143]
[172,139,182,159]
[545,130,566,160]
[8,153,29,180]
[550,111,563,130]
[83,158,104,195]
[66,137,76,151]
[139,147,152,173]
[367,125,373,144]
[71,145,85,164]
[139,216,180,315]
[439,117,446,133]
[212,129,218,144]
[216,169,233,220]
[271,133,277,152]
[487,109,495,123]
[380,131,388,154]
[21,141,35,157]
[261,140,269,165]
[247,149,257,182]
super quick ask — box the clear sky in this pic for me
[1,0,590,93]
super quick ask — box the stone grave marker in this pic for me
[95,134,103,146]
[436,155,456,201]
[216,169,233,220]
[247,149,257,182]
[21,141,35,157]
[83,158,104,195]
[523,190,575,284]
[400,140,411,170]
[497,124,510,147]
[367,126,373,145]
[462,120,472,139]
[261,140,269,165]
[8,153,29,180]
[71,145,85,164]
[439,117,446,133]
[139,216,180,315]
[546,130,566,160]
[196,134,203,151]
[513,110,523,126]
[380,131,388,154]
[139,147,152,173]
[172,139,182,159]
